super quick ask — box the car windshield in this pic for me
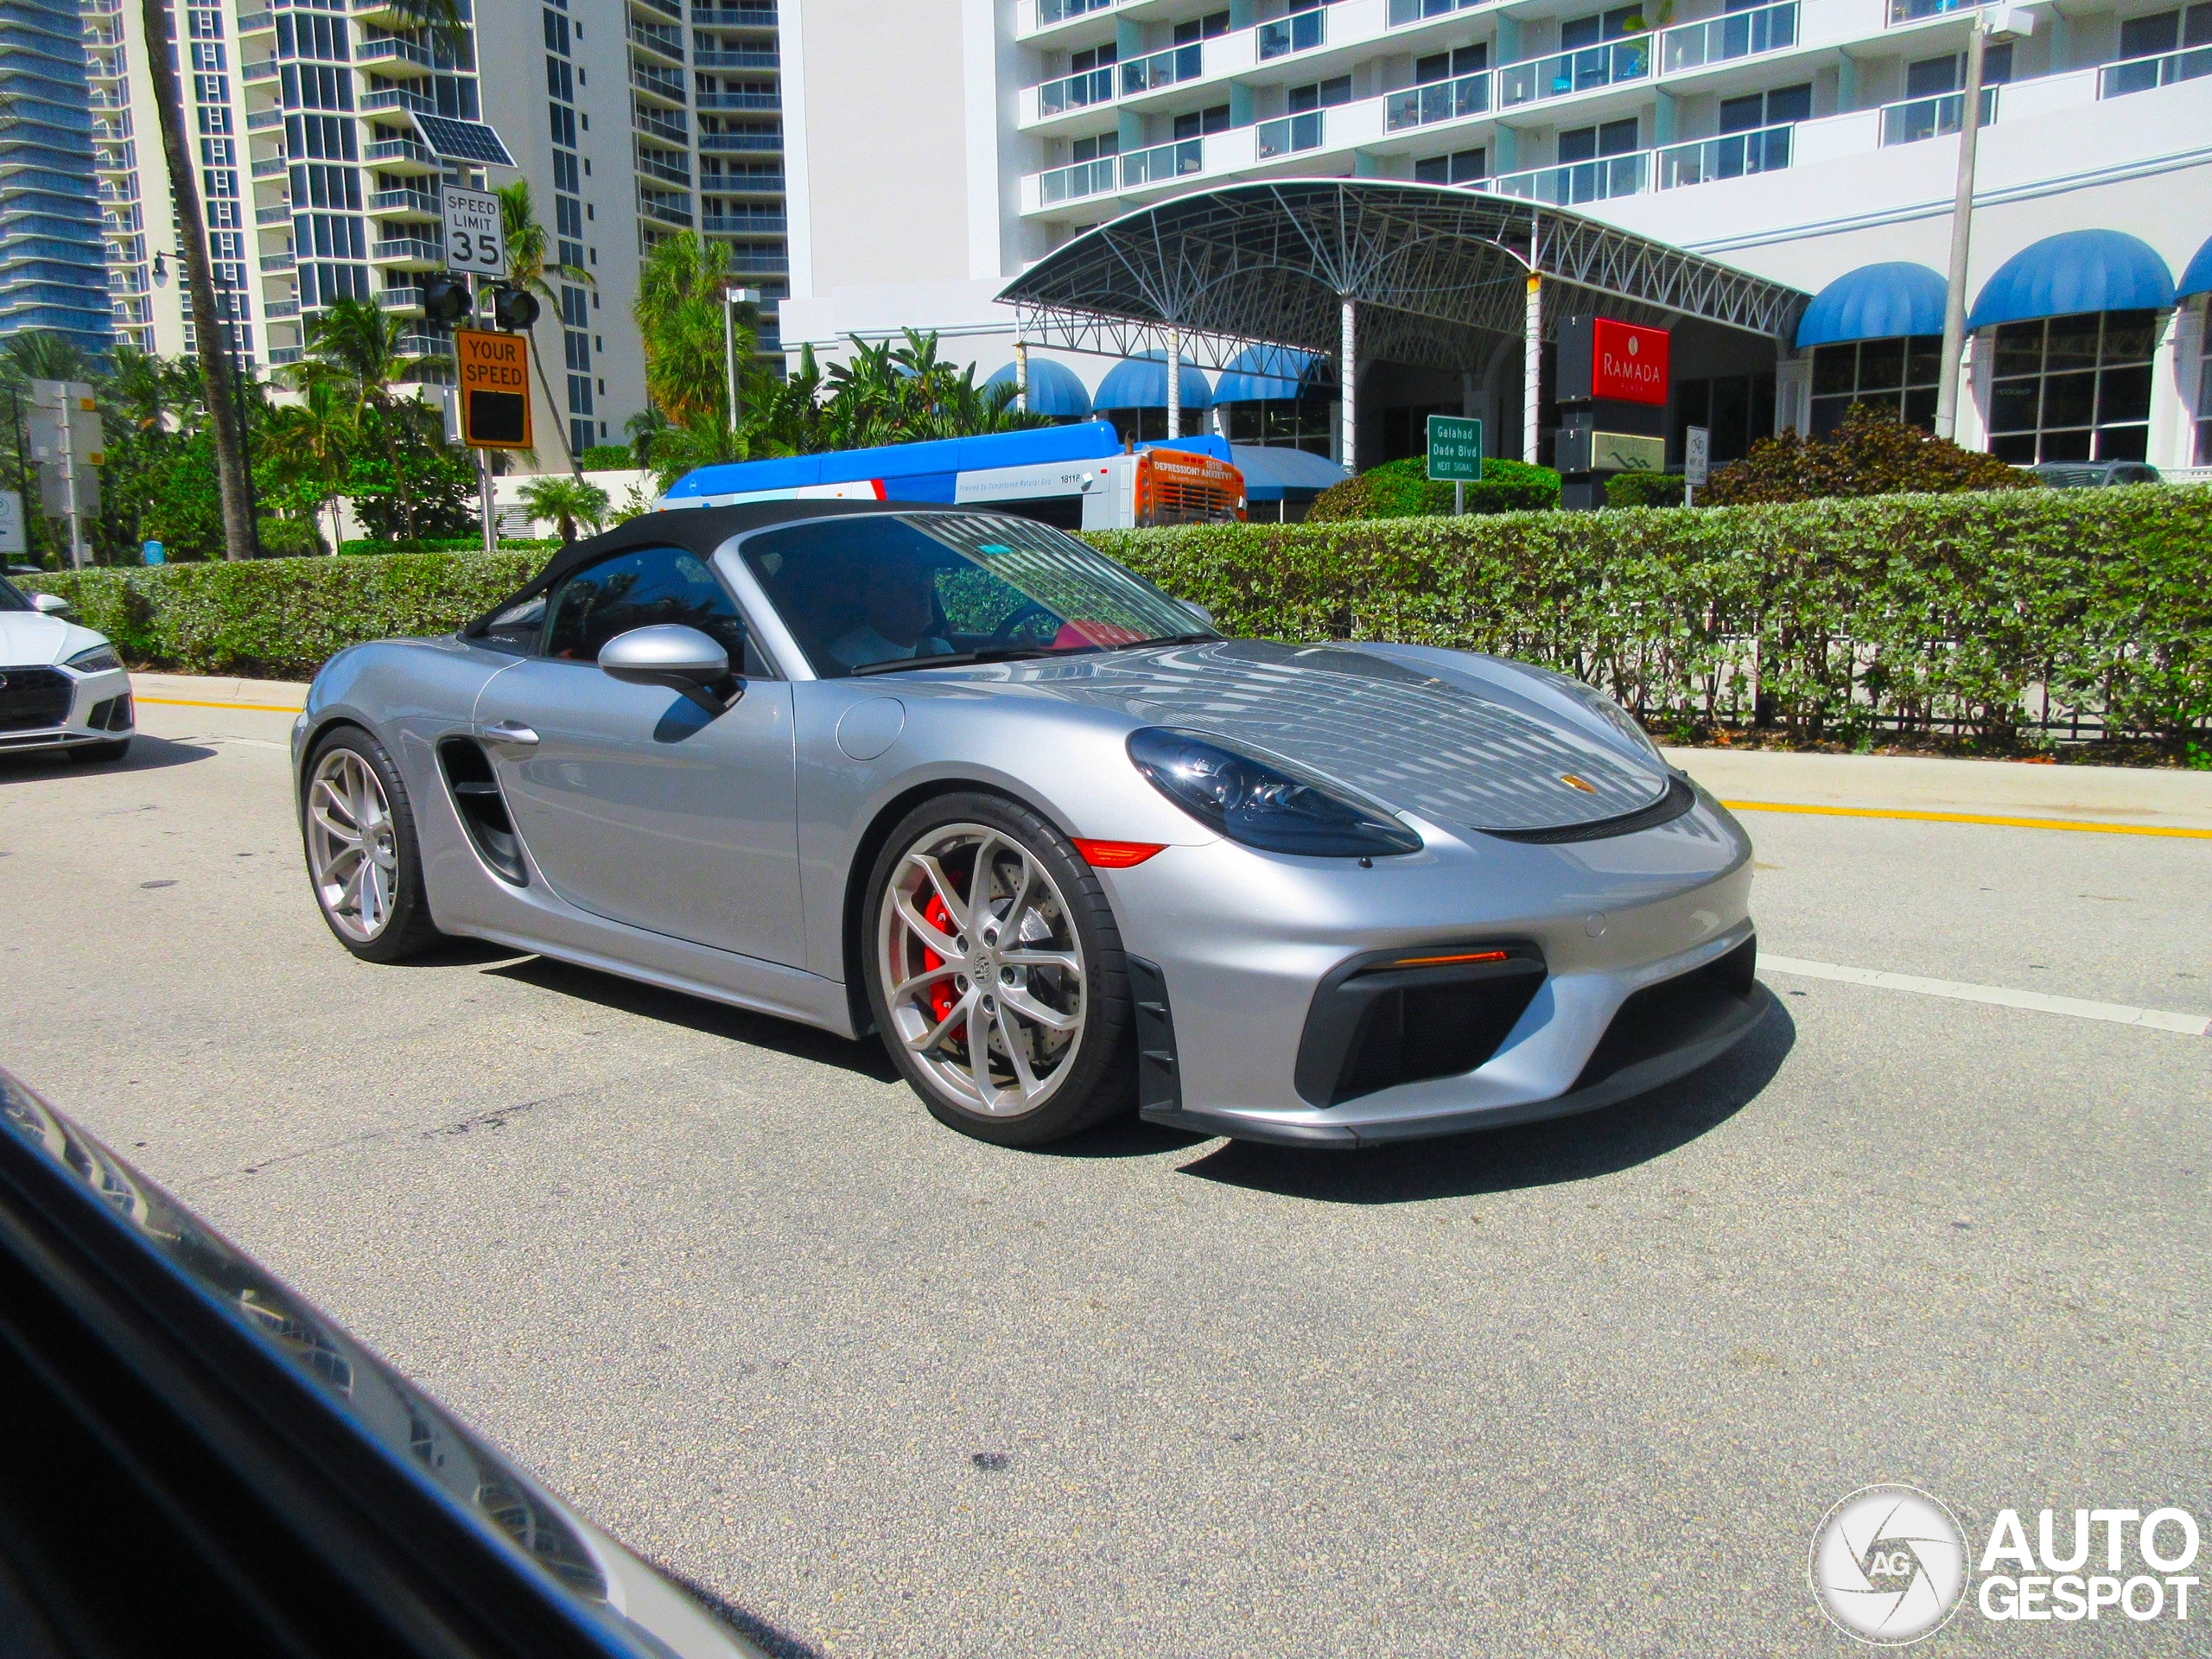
[739,512,1212,679]
[0,576,28,613]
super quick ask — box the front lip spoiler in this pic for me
[1141,982,1772,1148]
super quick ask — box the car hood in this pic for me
[0,608,105,668]
[925,638,1671,834]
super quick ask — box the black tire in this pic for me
[862,791,1136,1147]
[299,724,444,963]
[66,738,130,764]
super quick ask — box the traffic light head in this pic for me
[422,273,472,324]
[493,286,541,332]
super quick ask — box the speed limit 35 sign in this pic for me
[442,187,505,276]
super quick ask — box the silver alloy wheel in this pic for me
[878,822,1086,1117]
[306,747,399,943]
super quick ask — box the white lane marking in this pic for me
[1762,955,2209,1037]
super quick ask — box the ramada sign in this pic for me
[1593,319,1669,405]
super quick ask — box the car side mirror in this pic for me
[29,593,69,615]
[600,624,742,715]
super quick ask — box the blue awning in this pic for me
[1795,262,1948,347]
[1227,442,1345,500]
[2178,233,2212,302]
[1967,230,2176,330]
[982,356,1092,418]
[1213,345,1325,402]
[1094,349,1212,411]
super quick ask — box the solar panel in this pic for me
[410,113,515,168]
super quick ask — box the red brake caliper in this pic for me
[921,893,964,1044]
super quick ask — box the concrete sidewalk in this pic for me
[129,672,2212,832]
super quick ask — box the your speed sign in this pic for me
[442,187,505,276]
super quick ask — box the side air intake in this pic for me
[436,737,527,886]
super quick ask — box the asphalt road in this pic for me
[3,696,2208,1658]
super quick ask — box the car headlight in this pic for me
[65,645,120,673]
[1558,677,1661,762]
[1127,728,1422,858]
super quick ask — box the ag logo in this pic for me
[1810,1485,1968,1644]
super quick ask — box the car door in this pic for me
[472,542,804,968]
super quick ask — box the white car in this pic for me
[0,575,134,762]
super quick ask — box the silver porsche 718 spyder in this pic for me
[292,501,1764,1148]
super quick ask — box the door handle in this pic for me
[484,721,539,747]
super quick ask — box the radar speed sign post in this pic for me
[1425,415,1483,515]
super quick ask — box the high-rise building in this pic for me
[0,0,115,354]
[778,0,2212,471]
[83,0,791,459]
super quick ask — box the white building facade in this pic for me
[778,0,2212,473]
[84,0,792,460]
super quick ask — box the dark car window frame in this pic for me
[472,545,779,680]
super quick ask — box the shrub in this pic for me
[1703,405,2037,504]
[579,445,634,470]
[1306,455,1561,521]
[1605,469,1686,510]
[338,537,557,556]
[256,516,326,559]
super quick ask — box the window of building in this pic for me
[1560,5,1644,48]
[1558,118,1638,161]
[1173,10,1231,42]
[1673,375,1777,465]
[2120,5,2212,60]
[2196,342,2212,465]
[1223,397,1335,457]
[1416,44,1488,81]
[1719,82,1811,131]
[1906,44,2012,99]
[1985,309,2159,463]
[1414,146,1487,183]
[1070,130,1120,162]
[1070,42,1117,73]
[1808,335,1942,435]
[1172,104,1231,138]
[1287,76,1353,111]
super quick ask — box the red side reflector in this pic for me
[1389,950,1510,969]
[1071,838,1166,869]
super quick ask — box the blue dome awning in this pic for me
[1967,229,2176,330]
[1795,262,1948,347]
[1213,344,1325,402]
[1094,349,1212,411]
[2177,233,2212,302]
[983,356,1092,418]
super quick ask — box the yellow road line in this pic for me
[136,696,305,715]
[1719,799,2212,840]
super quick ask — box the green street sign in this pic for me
[1425,415,1484,482]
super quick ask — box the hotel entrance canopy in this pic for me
[997,180,1811,461]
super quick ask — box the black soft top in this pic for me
[467,498,944,632]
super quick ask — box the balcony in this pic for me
[264,298,300,319]
[236,10,276,32]
[352,0,431,24]
[370,236,444,266]
[368,188,442,219]
[1659,1,1796,75]
[1258,5,1327,60]
[630,0,683,20]
[1034,66,1115,119]
[705,168,782,192]
[1121,41,1204,96]
[632,64,687,104]
[376,285,425,312]
[1030,0,1119,27]
[263,251,295,271]
[637,149,693,185]
[636,109,694,143]
[1385,70,1489,130]
[698,130,779,150]
[1121,136,1205,189]
[2098,43,2212,99]
[1499,37,1650,107]
[700,212,786,232]
[721,250,789,273]
[1385,0,1482,22]
[364,137,439,171]
[1489,151,1648,206]
[1886,0,1998,21]
[640,197,694,226]
[255,203,293,225]
[268,346,305,365]
[691,4,778,24]
[243,58,279,81]
[696,89,780,109]
[251,155,288,178]
[246,108,284,130]
[395,332,454,359]
[1037,156,1116,207]
[359,38,436,76]
[1256,110,1325,159]
[629,22,684,61]
[1656,121,1793,188]
[1878,85,1996,145]
[693,47,778,68]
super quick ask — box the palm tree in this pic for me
[633,232,744,429]
[261,380,357,556]
[297,299,420,539]
[518,474,609,543]
[133,0,255,558]
[497,181,588,478]
[642,415,747,492]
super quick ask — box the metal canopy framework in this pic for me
[998,181,1810,374]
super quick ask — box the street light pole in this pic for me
[1935,7,2031,441]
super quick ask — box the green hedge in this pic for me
[22,486,2210,748]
